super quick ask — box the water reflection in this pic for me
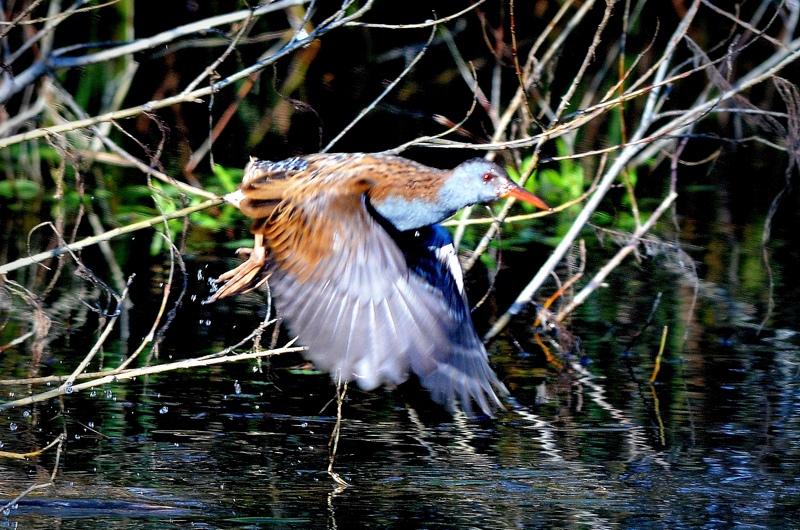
[1,318,799,529]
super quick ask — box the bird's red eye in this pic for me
[482,173,494,183]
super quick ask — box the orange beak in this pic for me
[501,185,551,211]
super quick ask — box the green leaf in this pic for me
[0,179,42,200]
[213,164,242,194]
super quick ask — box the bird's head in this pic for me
[447,158,550,211]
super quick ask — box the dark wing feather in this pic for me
[394,225,508,416]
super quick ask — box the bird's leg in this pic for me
[327,375,349,487]
[204,234,270,303]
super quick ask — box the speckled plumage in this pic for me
[207,153,549,416]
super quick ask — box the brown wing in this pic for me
[204,157,310,302]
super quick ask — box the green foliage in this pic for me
[1,149,246,257]
[523,140,585,210]
[156,180,241,255]
[212,163,242,195]
[0,179,41,201]
[592,207,638,234]
[103,163,244,255]
[739,221,770,297]
[505,140,588,243]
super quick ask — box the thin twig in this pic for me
[0,199,222,276]
[650,326,668,384]
[346,1,486,29]
[0,344,305,411]
[62,278,132,391]
[0,433,64,460]
[323,25,437,152]
[0,0,375,140]
[0,434,65,514]
[555,191,679,320]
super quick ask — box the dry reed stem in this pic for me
[554,192,679,321]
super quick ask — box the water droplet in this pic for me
[22,411,30,418]
[301,422,308,428]
[252,365,258,372]
[9,423,17,432]
[90,390,97,398]
[88,422,94,429]
[74,434,81,440]
[0,441,5,448]
[234,381,241,395]
[159,406,168,414]
[190,294,197,302]
[46,382,51,387]
[64,382,73,394]
[3,508,9,516]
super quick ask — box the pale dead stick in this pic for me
[0,198,223,276]
[61,280,133,392]
[555,191,679,320]
[0,345,304,411]
[0,433,64,460]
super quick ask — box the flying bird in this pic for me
[206,153,549,416]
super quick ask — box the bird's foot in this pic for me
[204,239,270,303]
